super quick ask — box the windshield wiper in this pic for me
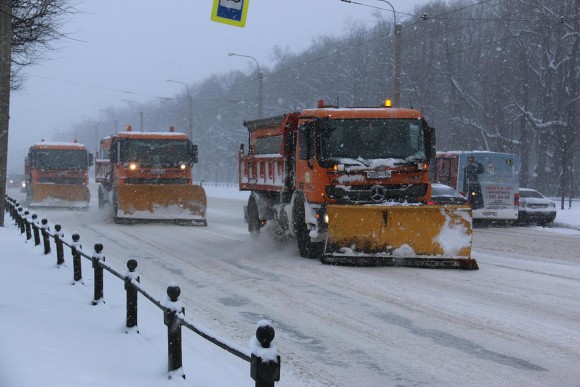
[356,157,371,167]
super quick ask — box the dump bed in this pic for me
[239,113,299,193]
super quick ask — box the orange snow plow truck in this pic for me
[239,100,477,269]
[95,126,207,225]
[24,141,92,208]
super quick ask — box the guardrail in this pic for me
[4,195,281,386]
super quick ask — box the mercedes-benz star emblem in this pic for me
[370,185,386,203]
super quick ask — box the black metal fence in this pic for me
[4,195,281,386]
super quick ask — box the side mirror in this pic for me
[284,132,296,154]
[191,144,198,164]
[113,140,122,163]
[298,122,312,160]
[88,153,94,167]
[424,123,436,160]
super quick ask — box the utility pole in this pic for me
[166,80,194,140]
[394,23,402,107]
[341,0,402,107]
[376,0,401,107]
[0,0,13,227]
[228,53,264,118]
[121,99,143,131]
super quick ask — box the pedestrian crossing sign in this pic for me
[211,0,250,28]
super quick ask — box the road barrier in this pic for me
[4,195,281,386]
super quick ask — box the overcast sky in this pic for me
[8,0,430,172]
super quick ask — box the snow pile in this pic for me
[249,320,279,363]
[29,198,89,208]
[433,209,472,257]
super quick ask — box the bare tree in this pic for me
[11,0,74,89]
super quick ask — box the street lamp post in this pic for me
[341,0,402,107]
[94,123,99,155]
[228,52,264,118]
[122,99,144,131]
[376,0,402,107]
[166,79,194,140]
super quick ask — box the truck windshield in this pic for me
[33,149,88,170]
[120,139,191,166]
[319,118,426,161]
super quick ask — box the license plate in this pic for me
[367,171,391,179]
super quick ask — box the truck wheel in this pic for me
[247,196,261,237]
[294,196,324,259]
[112,191,121,223]
[98,186,106,209]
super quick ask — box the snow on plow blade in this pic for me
[30,184,90,208]
[321,204,478,270]
[115,184,207,225]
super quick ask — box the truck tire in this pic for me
[247,196,261,237]
[293,195,324,259]
[98,186,106,209]
[112,191,121,224]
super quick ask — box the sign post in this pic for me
[211,0,250,28]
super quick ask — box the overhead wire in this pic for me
[29,74,174,100]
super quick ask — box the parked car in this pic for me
[518,188,556,225]
[427,183,469,205]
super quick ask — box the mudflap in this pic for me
[115,184,207,225]
[320,204,478,270]
[30,184,90,208]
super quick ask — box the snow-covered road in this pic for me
[7,185,580,386]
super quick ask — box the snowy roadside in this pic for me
[551,199,580,230]
[0,220,256,387]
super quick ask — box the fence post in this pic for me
[164,284,185,380]
[124,259,140,333]
[9,200,17,220]
[92,243,105,305]
[24,211,32,241]
[54,225,65,266]
[11,201,17,220]
[250,320,281,387]
[41,219,51,255]
[12,201,19,221]
[71,233,83,284]
[31,214,40,246]
[17,207,25,234]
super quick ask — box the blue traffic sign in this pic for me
[211,0,250,28]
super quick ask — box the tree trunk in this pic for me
[0,0,13,227]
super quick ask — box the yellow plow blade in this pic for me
[322,204,478,269]
[115,184,207,225]
[31,184,90,208]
